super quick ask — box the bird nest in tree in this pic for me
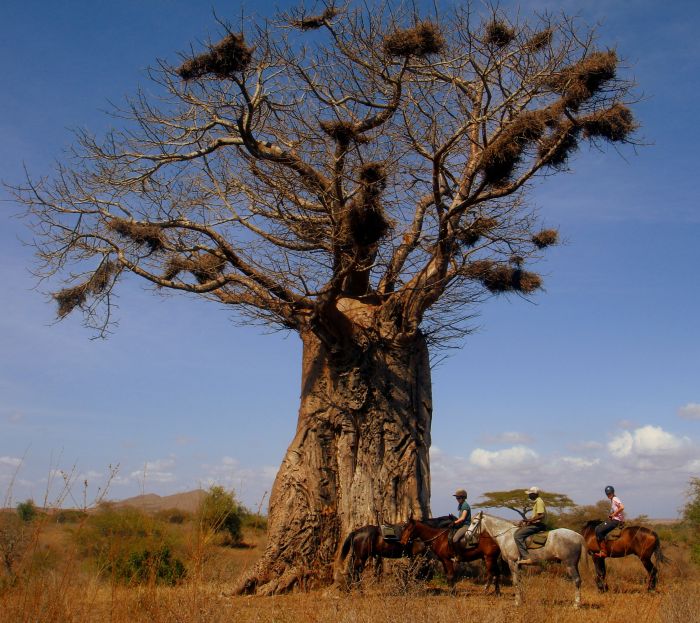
[107,218,166,252]
[383,21,445,57]
[178,33,252,81]
[484,20,515,47]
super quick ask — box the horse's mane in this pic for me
[425,514,455,528]
[582,519,603,530]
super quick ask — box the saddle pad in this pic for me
[605,527,623,541]
[525,531,549,549]
[380,524,399,541]
[451,531,479,550]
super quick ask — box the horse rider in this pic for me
[594,485,625,558]
[452,489,472,546]
[514,486,547,565]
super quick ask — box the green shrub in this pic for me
[198,486,243,545]
[16,500,38,523]
[75,504,185,584]
[119,545,185,585]
[683,477,700,566]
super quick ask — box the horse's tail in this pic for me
[333,531,355,586]
[337,531,355,564]
[579,537,590,571]
[653,536,670,564]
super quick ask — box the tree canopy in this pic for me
[474,488,576,520]
[17,2,635,350]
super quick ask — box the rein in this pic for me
[403,522,451,545]
[423,527,451,544]
[478,513,518,539]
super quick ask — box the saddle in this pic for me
[524,531,549,549]
[380,524,399,541]
[449,527,479,549]
[604,524,625,541]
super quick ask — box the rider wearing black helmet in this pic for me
[594,485,625,558]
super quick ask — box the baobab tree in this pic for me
[17,2,636,594]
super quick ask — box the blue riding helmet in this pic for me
[604,485,615,496]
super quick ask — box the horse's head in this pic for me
[469,511,483,530]
[399,518,417,545]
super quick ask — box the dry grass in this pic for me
[1,515,697,623]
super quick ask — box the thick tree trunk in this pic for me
[233,303,432,595]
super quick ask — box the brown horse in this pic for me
[400,518,503,593]
[581,520,668,591]
[335,516,454,585]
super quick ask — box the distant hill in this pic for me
[112,490,206,514]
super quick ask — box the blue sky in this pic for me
[1,1,698,519]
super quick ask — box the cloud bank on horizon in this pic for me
[2,417,697,519]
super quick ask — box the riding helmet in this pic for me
[604,485,615,496]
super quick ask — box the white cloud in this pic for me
[198,457,276,508]
[480,431,534,445]
[0,456,22,468]
[679,403,700,420]
[469,445,538,470]
[129,457,177,484]
[608,425,694,470]
[428,433,700,519]
[609,425,690,457]
[561,456,600,469]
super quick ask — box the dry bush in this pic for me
[0,512,29,579]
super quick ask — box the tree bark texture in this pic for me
[234,303,432,595]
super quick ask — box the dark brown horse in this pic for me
[400,518,503,593]
[335,516,454,585]
[581,520,668,591]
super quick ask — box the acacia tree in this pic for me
[474,489,576,521]
[17,2,636,594]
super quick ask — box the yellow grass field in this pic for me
[1,515,698,623]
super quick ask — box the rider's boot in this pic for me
[596,539,608,558]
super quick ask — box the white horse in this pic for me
[469,511,585,608]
